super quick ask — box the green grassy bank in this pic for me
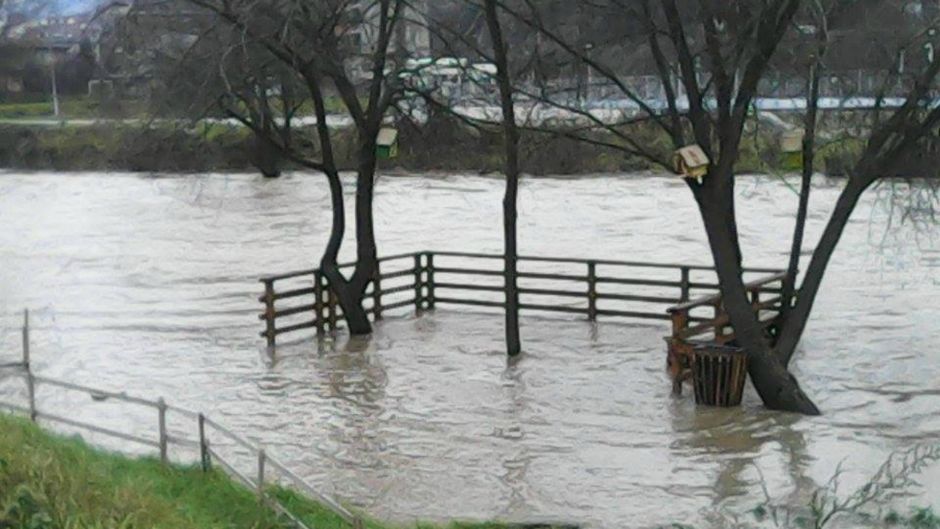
[2,412,936,529]
[0,113,874,176]
[0,414,534,529]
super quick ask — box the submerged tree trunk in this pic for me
[485,0,521,357]
[317,139,380,337]
[308,73,375,336]
[782,16,829,323]
[776,178,869,365]
[696,176,821,415]
[317,167,374,336]
[251,133,282,178]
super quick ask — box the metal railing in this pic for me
[0,309,363,529]
[259,250,784,347]
[663,272,788,395]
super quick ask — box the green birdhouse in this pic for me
[377,128,399,159]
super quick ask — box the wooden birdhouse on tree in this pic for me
[674,145,710,183]
[780,129,804,153]
[780,129,804,170]
[376,128,399,159]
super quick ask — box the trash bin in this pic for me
[691,344,748,407]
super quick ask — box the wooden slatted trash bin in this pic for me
[691,344,748,407]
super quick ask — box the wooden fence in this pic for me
[0,310,363,529]
[259,250,784,347]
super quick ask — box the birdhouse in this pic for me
[674,145,710,182]
[780,129,805,170]
[780,129,804,153]
[376,128,399,159]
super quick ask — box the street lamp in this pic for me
[927,28,937,64]
[582,42,594,107]
[43,31,60,118]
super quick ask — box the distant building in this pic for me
[0,6,108,97]
[342,0,431,81]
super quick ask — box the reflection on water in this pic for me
[0,171,938,528]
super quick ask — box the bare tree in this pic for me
[482,0,522,357]
[170,0,409,335]
[440,0,940,414]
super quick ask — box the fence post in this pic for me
[198,413,210,472]
[22,308,30,368]
[587,261,597,321]
[712,299,723,340]
[21,309,35,422]
[413,254,423,314]
[327,276,338,332]
[262,280,276,348]
[353,517,365,529]
[257,449,266,500]
[314,271,325,336]
[680,267,691,302]
[26,371,36,422]
[426,252,436,310]
[372,262,383,321]
[157,398,168,464]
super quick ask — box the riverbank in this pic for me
[0,117,865,176]
[0,414,536,529]
[4,404,938,529]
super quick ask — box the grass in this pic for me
[0,97,148,120]
[0,99,98,119]
[0,413,545,529]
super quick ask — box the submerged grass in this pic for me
[0,414,535,529]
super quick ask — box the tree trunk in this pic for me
[781,59,822,326]
[320,263,373,335]
[485,0,521,357]
[319,167,373,336]
[776,178,869,365]
[251,134,282,178]
[698,185,821,415]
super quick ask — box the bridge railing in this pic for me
[259,250,784,347]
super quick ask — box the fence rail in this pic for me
[0,310,363,529]
[258,250,783,347]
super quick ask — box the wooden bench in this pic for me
[665,271,787,395]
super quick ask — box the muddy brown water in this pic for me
[0,171,938,528]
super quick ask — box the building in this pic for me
[342,0,431,80]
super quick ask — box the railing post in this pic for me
[21,308,35,422]
[157,398,168,464]
[26,371,36,422]
[22,308,30,368]
[257,449,266,500]
[262,280,276,348]
[426,252,436,310]
[587,261,597,321]
[314,271,325,336]
[327,276,338,332]
[372,262,384,321]
[680,267,691,302]
[198,413,210,472]
[413,254,423,314]
[713,299,723,340]
[668,309,689,396]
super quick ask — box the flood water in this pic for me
[1,171,938,528]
